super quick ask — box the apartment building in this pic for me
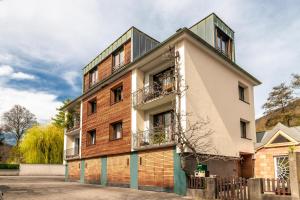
[63,13,261,195]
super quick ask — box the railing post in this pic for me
[248,178,263,200]
[204,177,217,199]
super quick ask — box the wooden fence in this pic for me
[262,178,291,196]
[187,176,206,189]
[216,177,248,200]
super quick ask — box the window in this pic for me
[89,67,98,87]
[216,28,231,57]
[111,85,123,104]
[153,68,174,93]
[239,85,245,101]
[110,121,122,140]
[274,156,289,179]
[240,120,247,139]
[153,111,173,129]
[87,129,96,145]
[113,48,124,72]
[88,99,97,115]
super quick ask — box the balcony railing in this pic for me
[133,126,175,149]
[66,118,80,133]
[132,80,175,108]
[64,147,79,160]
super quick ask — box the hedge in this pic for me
[0,164,20,169]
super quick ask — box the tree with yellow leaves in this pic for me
[20,124,64,164]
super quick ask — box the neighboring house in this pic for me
[255,123,300,179]
[62,13,260,194]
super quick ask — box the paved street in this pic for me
[0,176,189,200]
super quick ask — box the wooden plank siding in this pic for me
[84,158,101,184]
[81,72,132,158]
[68,160,81,181]
[83,40,131,92]
[138,148,174,189]
[107,154,131,186]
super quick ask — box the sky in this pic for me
[0,0,299,124]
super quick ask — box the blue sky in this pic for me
[0,0,299,124]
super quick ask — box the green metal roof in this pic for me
[83,28,133,75]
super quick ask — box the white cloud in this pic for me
[0,65,13,76]
[0,85,62,124]
[0,65,35,80]
[11,72,35,80]
[63,71,80,91]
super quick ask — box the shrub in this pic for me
[0,163,19,169]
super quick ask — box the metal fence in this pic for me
[132,81,175,108]
[132,128,175,149]
[64,147,79,160]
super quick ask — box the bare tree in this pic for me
[2,105,37,146]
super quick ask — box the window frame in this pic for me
[240,120,249,139]
[88,98,97,115]
[110,121,123,141]
[215,27,231,57]
[87,129,96,146]
[239,85,245,101]
[238,82,249,104]
[111,84,123,105]
[112,47,125,72]
[89,67,98,87]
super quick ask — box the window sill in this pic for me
[87,112,97,117]
[241,137,252,141]
[239,99,250,104]
[86,143,96,147]
[109,137,122,141]
[110,99,123,106]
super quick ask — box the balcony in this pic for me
[133,126,175,150]
[132,80,175,110]
[66,118,80,133]
[64,147,79,160]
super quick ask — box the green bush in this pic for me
[0,163,20,169]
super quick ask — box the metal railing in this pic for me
[64,147,79,160]
[66,118,80,132]
[133,126,175,149]
[132,80,175,108]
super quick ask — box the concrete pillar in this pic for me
[248,178,263,200]
[289,152,300,200]
[205,177,217,199]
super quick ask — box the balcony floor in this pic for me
[134,93,175,110]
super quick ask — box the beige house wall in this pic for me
[255,146,300,178]
[182,38,256,157]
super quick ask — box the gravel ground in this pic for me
[0,176,190,200]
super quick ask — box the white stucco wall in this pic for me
[182,38,256,157]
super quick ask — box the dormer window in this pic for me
[113,47,124,72]
[216,28,231,58]
[89,67,98,87]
